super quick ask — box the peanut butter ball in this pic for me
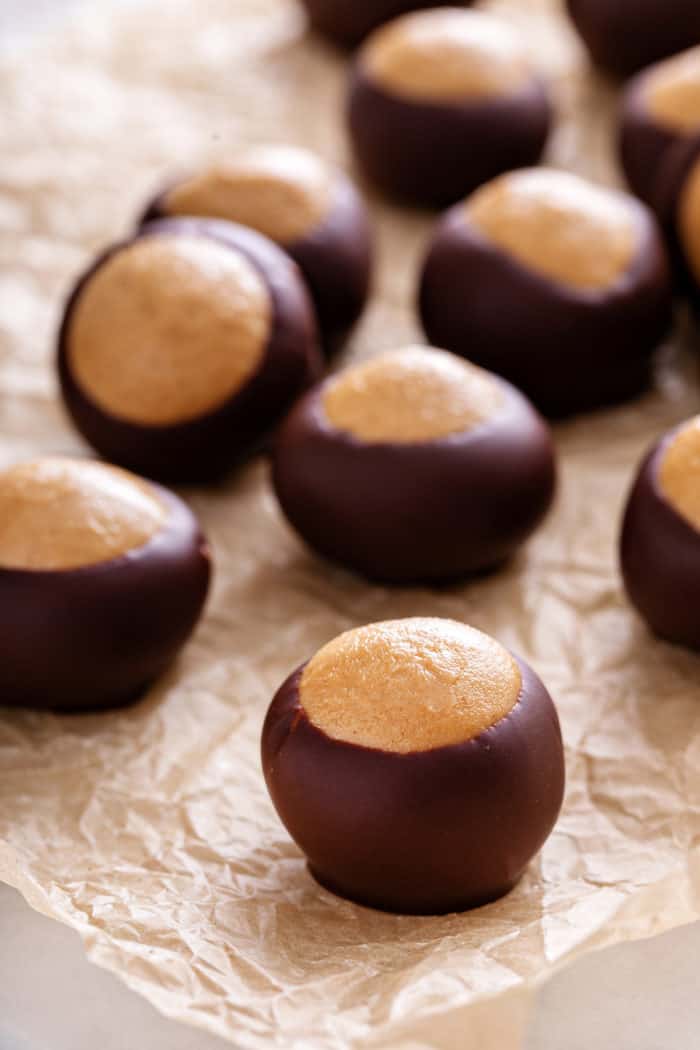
[0,457,210,710]
[272,346,556,583]
[653,133,700,313]
[419,169,673,416]
[262,617,565,914]
[621,418,700,649]
[346,8,551,207]
[141,147,373,352]
[620,48,700,205]
[674,146,700,301]
[58,219,321,482]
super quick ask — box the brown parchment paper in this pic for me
[2,1,700,1047]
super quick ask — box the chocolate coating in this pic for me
[619,51,700,206]
[299,0,471,50]
[653,133,700,312]
[419,183,673,417]
[262,647,565,914]
[0,472,210,711]
[141,159,373,354]
[58,218,321,483]
[566,0,700,79]
[346,17,551,208]
[271,359,555,583]
[619,73,687,206]
[620,428,700,649]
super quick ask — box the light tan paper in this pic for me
[1,1,700,1047]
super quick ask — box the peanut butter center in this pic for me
[300,618,521,754]
[68,233,272,426]
[466,169,639,292]
[659,417,700,531]
[322,346,502,443]
[678,158,700,284]
[645,47,700,133]
[0,458,166,571]
[361,8,532,103]
[164,146,335,244]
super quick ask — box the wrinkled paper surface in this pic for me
[2,1,700,1047]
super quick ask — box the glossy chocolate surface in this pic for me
[58,218,321,483]
[298,0,470,50]
[620,433,700,649]
[0,483,210,711]
[419,197,673,417]
[262,654,565,914]
[272,372,555,583]
[142,173,373,354]
[566,0,700,79]
[347,65,550,208]
[284,175,373,352]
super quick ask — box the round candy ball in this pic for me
[346,8,551,208]
[419,168,673,417]
[621,417,700,649]
[262,617,565,914]
[141,147,373,353]
[58,218,321,483]
[0,457,210,711]
[566,0,700,80]
[653,133,700,312]
[299,0,471,50]
[272,346,556,583]
[620,47,700,206]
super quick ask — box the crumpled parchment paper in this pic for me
[2,1,700,1047]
